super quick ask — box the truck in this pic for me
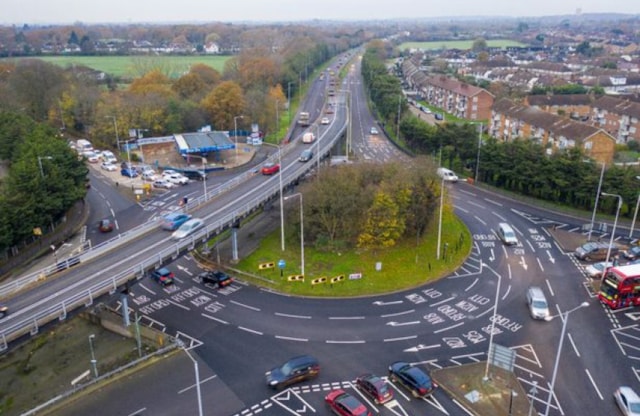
[302,132,315,143]
[298,112,310,127]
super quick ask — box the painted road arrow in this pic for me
[546,250,556,264]
[489,249,495,262]
[373,300,404,306]
[519,256,528,270]
[403,343,441,352]
[386,320,421,327]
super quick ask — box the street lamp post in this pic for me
[437,176,445,260]
[88,334,98,378]
[588,163,606,241]
[508,390,518,416]
[600,192,623,265]
[38,156,53,178]
[107,115,120,153]
[263,142,285,251]
[275,100,280,135]
[284,193,304,276]
[314,124,322,178]
[338,89,352,159]
[287,82,293,122]
[234,115,244,163]
[630,176,640,238]
[483,263,501,381]
[528,381,539,416]
[474,122,482,183]
[183,347,204,416]
[543,301,590,416]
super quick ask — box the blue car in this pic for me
[388,361,435,398]
[160,212,192,231]
[120,168,138,178]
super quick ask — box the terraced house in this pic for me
[590,95,640,143]
[490,98,616,165]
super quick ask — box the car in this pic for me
[574,241,620,261]
[120,168,138,178]
[496,222,518,245]
[299,149,314,162]
[182,169,206,181]
[370,126,379,135]
[325,389,371,416]
[434,113,444,121]
[437,167,459,183]
[160,212,192,231]
[526,286,550,320]
[388,361,435,398]
[265,355,319,390]
[121,161,136,171]
[153,178,175,189]
[355,374,393,405]
[150,267,174,286]
[198,270,233,288]
[302,132,316,143]
[585,261,614,279]
[615,386,640,416]
[171,218,204,239]
[163,172,189,185]
[98,218,114,233]
[100,161,117,171]
[84,151,100,163]
[101,150,117,164]
[624,246,640,261]
[321,117,330,125]
[142,171,158,181]
[261,162,280,175]
[0,305,8,318]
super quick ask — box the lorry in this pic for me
[298,112,310,127]
[302,132,316,143]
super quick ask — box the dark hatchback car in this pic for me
[98,218,114,233]
[150,267,175,286]
[199,270,233,288]
[388,361,436,398]
[181,169,207,181]
[265,355,319,389]
[355,373,393,405]
[325,389,371,416]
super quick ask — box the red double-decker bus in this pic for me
[599,264,640,309]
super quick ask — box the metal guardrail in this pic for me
[0,109,347,349]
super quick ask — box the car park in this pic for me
[198,270,233,288]
[526,286,550,320]
[121,168,138,178]
[574,241,620,261]
[100,161,117,171]
[153,178,174,189]
[160,212,192,231]
[370,126,379,135]
[150,267,175,286]
[388,361,435,398]
[163,172,189,185]
[261,162,280,175]
[325,389,371,416]
[265,355,319,389]
[614,386,640,416]
[355,374,393,405]
[98,218,114,233]
[299,149,313,162]
[496,222,518,245]
[624,246,640,261]
[171,218,204,239]
[585,261,614,279]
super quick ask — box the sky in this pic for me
[2,0,640,25]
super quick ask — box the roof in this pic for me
[527,94,594,107]
[425,75,494,98]
[174,131,234,154]
[593,95,640,119]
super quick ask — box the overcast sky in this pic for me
[2,0,639,25]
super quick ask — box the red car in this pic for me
[261,162,280,175]
[98,219,114,233]
[355,374,393,405]
[325,389,371,416]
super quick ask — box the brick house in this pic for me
[591,95,640,143]
[419,75,494,120]
[524,94,595,121]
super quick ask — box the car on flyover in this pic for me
[171,218,204,240]
[325,389,371,416]
[388,361,435,398]
[261,162,280,175]
[0,305,8,318]
[160,212,192,231]
[299,149,313,162]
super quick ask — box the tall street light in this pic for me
[630,175,640,238]
[183,347,204,416]
[436,176,445,260]
[483,263,501,381]
[38,156,53,178]
[263,142,285,251]
[287,82,293,122]
[284,193,304,276]
[543,301,590,416]
[233,115,244,163]
[106,115,120,153]
[601,192,623,266]
[474,122,483,183]
[338,89,352,159]
[588,163,606,241]
[88,334,98,378]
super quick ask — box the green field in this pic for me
[399,39,526,51]
[2,55,230,78]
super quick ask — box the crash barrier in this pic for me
[287,274,305,282]
[330,275,345,284]
[258,262,275,270]
[311,277,327,285]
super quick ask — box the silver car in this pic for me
[526,286,550,320]
[171,218,204,240]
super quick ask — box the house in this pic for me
[525,94,594,121]
[491,98,615,165]
[591,95,640,143]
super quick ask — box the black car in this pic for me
[265,355,320,389]
[150,267,175,286]
[199,270,233,288]
[388,361,435,398]
[181,169,207,181]
[0,305,8,318]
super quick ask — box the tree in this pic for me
[200,80,245,131]
[471,38,488,52]
[357,190,405,249]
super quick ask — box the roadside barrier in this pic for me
[287,274,304,282]
[311,277,327,285]
[330,275,345,284]
[258,262,275,270]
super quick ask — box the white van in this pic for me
[76,139,93,153]
[302,132,316,143]
[497,223,518,245]
[437,167,458,183]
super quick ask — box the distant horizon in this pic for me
[3,0,640,26]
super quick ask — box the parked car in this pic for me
[299,149,313,162]
[198,270,233,288]
[355,374,393,405]
[261,162,280,175]
[100,161,117,171]
[101,150,117,164]
[265,355,320,389]
[325,389,371,416]
[388,361,435,398]
[585,261,614,279]
[434,113,444,121]
[163,172,189,185]
[614,386,640,416]
[84,151,100,163]
[574,241,620,261]
[120,168,138,178]
[624,246,640,261]
[171,218,204,239]
[150,267,174,286]
[160,212,192,231]
[0,305,8,318]
[496,222,518,246]
[370,126,379,135]
[98,218,114,233]
[526,286,550,320]
[153,179,175,189]
[142,171,158,182]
